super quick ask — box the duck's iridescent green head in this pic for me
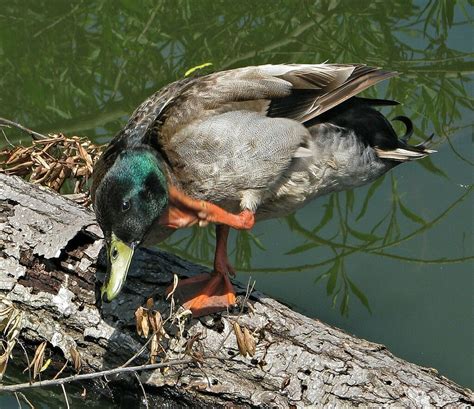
[94,148,168,303]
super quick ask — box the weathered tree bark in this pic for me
[0,173,472,407]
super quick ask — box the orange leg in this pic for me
[171,225,237,317]
[214,225,235,277]
[163,186,255,230]
[159,186,255,317]
[159,206,200,229]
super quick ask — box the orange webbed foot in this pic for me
[168,272,236,317]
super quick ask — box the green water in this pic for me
[0,0,472,406]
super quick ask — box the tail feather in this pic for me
[354,96,400,106]
[415,132,435,149]
[375,147,436,162]
[306,90,436,163]
[392,116,414,143]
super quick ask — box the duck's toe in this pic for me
[167,272,236,317]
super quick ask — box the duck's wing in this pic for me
[156,64,396,140]
[99,64,396,154]
[107,64,395,151]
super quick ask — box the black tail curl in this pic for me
[392,115,434,151]
[392,116,413,143]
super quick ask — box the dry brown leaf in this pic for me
[149,310,163,336]
[233,322,247,357]
[154,310,162,330]
[141,310,150,338]
[149,311,157,333]
[150,334,159,364]
[70,346,82,373]
[281,376,291,390]
[34,166,52,184]
[243,327,256,357]
[28,341,47,380]
[146,297,154,310]
[74,179,81,194]
[135,307,145,337]
[0,133,103,206]
[0,297,23,379]
[33,153,51,170]
[166,274,179,300]
[5,148,25,164]
[4,160,33,172]
[0,341,10,377]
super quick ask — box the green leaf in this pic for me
[40,358,52,372]
[383,216,400,245]
[285,242,317,255]
[348,278,372,313]
[346,225,380,242]
[46,105,72,119]
[235,230,254,269]
[120,0,143,13]
[398,200,426,225]
[314,271,330,284]
[184,62,213,77]
[312,195,334,233]
[356,175,385,221]
[248,232,266,251]
[340,293,349,316]
[417,157,448,179]
[285,214,299,231]
[445,0,454,28]
[88,48,101,61]
[422,84,438,100]
[326,260,340,295]
[59,68,69,82]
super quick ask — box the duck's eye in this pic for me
[111,246,119,260]
[121,200,130,212]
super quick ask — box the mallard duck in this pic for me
[91,64,434,317]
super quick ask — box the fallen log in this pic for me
[0,173,472,407]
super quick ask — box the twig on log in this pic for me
[0,359,193,393]
[16,341,32,385]
[52,360,69,380]
[0,117,47,141]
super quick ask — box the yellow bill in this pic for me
[101,232,135,302]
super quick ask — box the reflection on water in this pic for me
[0,0,472,403]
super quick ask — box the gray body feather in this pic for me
[168,110,311,212]
[169,113,391,220]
